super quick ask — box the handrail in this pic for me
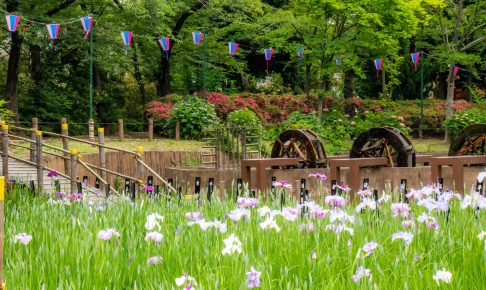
[42,150,68,160]
[8,143,32,151]
[42,143,70,154]
[9,125,33,132]
[9,134,36,144]
[77,158,120,196]
[6,155,71,180]
[135,157,177,192]
[83,162,139,182]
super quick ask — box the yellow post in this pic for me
[0,176,5,290]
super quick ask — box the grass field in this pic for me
[3,185,485,289]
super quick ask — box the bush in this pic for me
[443,108,486,140]
[168,97,220,139]
[227,109,261,129]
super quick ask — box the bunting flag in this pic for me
[228,42,239,56]
[46,23,60,48]
[5,15,20,34]
[192,31,203,45]
[336,54,342,66]
[453,65,460,76]
[374,59,383,78]
[297,47,303,64]
[80,16,92,39]
[120,31,133,55]
[264,48,273,70]
[158,37,170,60]
[410,52,420,71]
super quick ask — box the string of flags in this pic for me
[2,14,463,75]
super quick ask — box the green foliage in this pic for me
[0,100,15,123]
[227,109,261,129]
[443,108,486,140]
[169,97,220,139]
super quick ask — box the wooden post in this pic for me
[30,118,38,163]
[118,119,125,141]
[175,121,180,141]
[148,118,154,141]
[98,128,107,190]
[61,120,70,176]
[0,176,4,290]
[88,118,95,142]
[1,126,8,182]
[70,149,78,194]
[136,147,144,185]
[35,131,43,193]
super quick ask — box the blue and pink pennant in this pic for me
[80,16,92,39]
[297,47,304,58]
[264,48,273,70]
[5,15,20,34]
[336,54,342,66]
[374,59,383,78]
[453,65,460,76]
[121,31,133,55]
[192,32,203,45]
[410,52,420,71]
[158,37,170,59]
[46,23,60,48]
[228,42,239,56]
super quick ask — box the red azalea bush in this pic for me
[146,101,173,119]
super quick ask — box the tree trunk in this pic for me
[29,44,44,109]
[318,75,330,119]
[157,48,171,96]
[131,43,146,105]
[344,70,353,99]
[445,65,455,141]
[445,65,455,120]
[304,64,311,105]
[381,68,386,98]
[4,31,22,123]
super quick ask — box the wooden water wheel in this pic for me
[271,129,326,168]
[349,127,415,167]
[449,123,486,156]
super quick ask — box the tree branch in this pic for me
[46,0,77,16]
[461,35,486,51]
[172,0,208,38]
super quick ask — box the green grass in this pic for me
[411,139,450,154]
[3,188,485,289]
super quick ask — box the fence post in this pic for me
[0,176,4,290]
[175,121,180,141]
[148,118,154,141]
[61,119,70,176]
[35,131,43,193]
[88,118,95,142]
[70,149,78,194]
[136,147,144,185]
[98,128,107,190]
[2,126,8,182]
[118,119,125,141]
[30,118,38,163]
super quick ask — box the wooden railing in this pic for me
[0,120,176,195]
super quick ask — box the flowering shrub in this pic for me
[146,101,173,119]
[443,108,486,139]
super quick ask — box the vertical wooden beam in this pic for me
[88,118,95,142]
[148,118,154,141]
[35,131,43,193]
[61,120,70,175]
[136,147,144,186]
[175,121,180,141]
[98,128,107,190]
[1,126,8,183]
[118,119,125,141]
[30,118,38,162]
[70,149,78,194]
[0,176,4,290]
